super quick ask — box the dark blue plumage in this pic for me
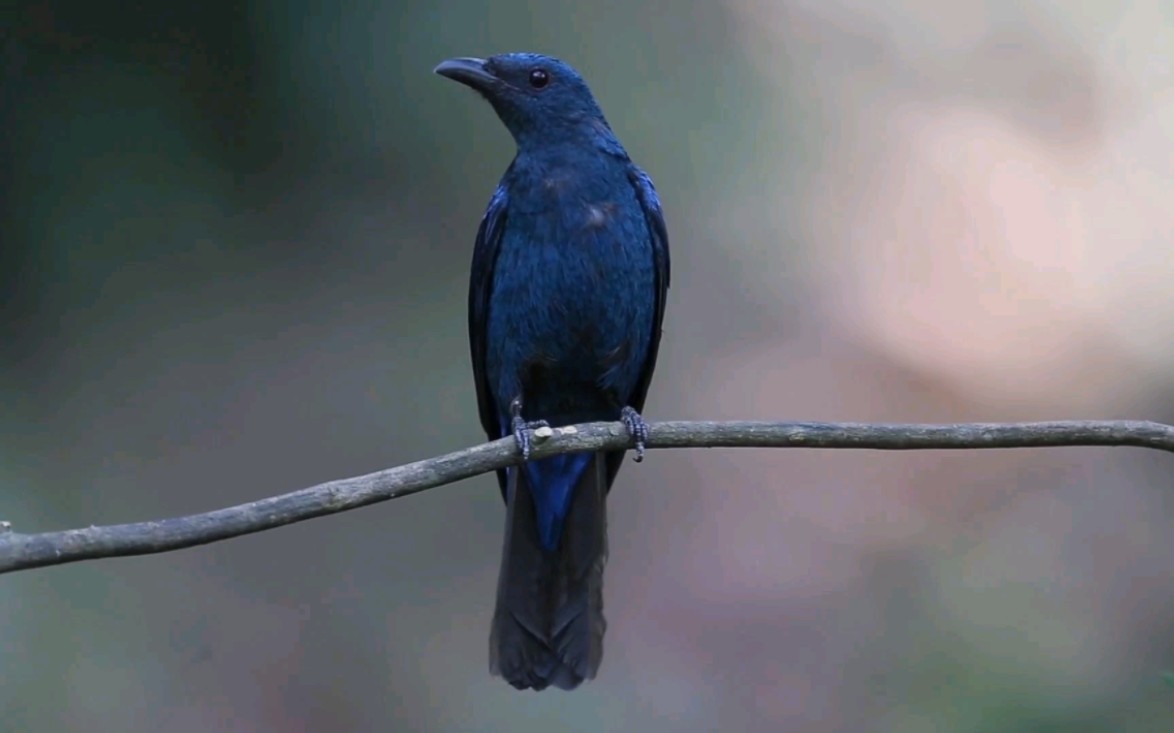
[436,52,669,691]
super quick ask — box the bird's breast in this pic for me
[485,188,656,417]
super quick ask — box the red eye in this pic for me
[528,69,550,89]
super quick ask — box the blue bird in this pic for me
[435,53,670,690]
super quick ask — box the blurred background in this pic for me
[2,1,1173,730]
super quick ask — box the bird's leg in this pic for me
[509,396,549,461]
[620,406,650,462]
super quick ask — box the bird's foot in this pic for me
[620,406,649,462]
[509,397,548,461]
[511,417,550,461]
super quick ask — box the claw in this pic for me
[511,416,550,460]
[620,406,649,462]
[509,396,548,461]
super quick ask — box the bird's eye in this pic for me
[528,69,550,89]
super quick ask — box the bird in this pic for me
[434,52,670,691]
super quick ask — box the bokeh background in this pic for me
[3,1,1173,730]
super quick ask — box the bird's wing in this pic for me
[468,179,512,497]
[626,165,671,413]
[603,166,671,488]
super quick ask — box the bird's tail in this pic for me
[489,452,608,691]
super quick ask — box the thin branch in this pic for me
[2,419,1172,575]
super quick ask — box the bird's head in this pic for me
[434,53,615,150]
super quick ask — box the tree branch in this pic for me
[3,419,1172,575]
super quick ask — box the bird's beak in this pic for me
[434,57,498,92]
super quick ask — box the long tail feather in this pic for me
[489,452,607,690]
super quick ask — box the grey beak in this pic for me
[434,57,498,91]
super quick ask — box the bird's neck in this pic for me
[511,117,628,162]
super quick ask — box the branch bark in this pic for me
[2,419,1171,575]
